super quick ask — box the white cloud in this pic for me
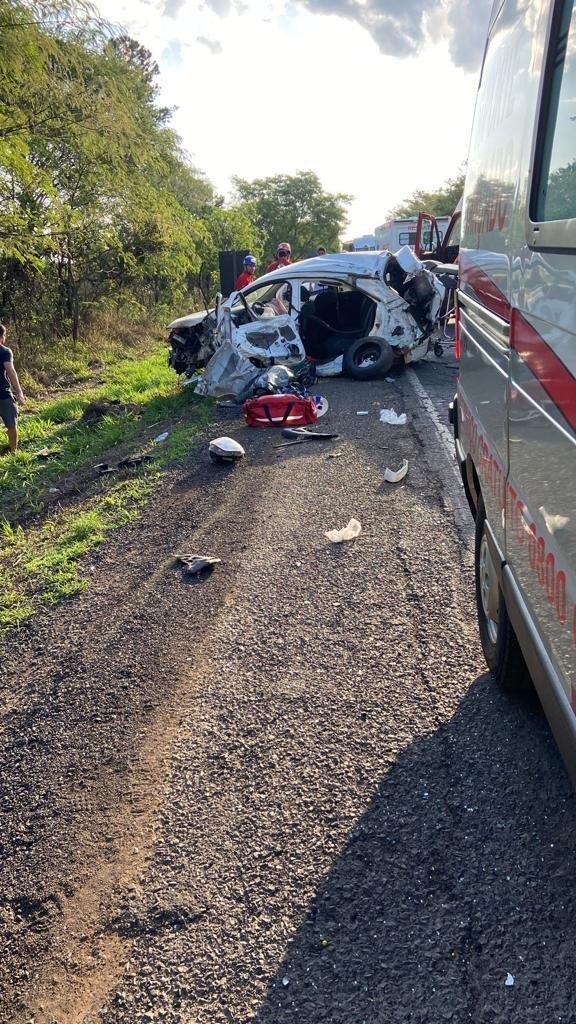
[96,0,480,235]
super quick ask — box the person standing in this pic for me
[266,242,292,273]
[234,254,258,291]
[0,324,25,453]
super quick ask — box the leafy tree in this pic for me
[233,171,352,262]
[390,172,465,219]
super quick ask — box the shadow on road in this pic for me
[252,675,576,1024]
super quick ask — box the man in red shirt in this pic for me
[266,242,292,273]
[234,255,257,291]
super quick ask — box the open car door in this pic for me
[414,212,441,260]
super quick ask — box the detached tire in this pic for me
[475,499,531,692]
[343,336,394,380]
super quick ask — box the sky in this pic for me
[95,0,493,237]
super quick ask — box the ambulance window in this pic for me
[535,0,576,222]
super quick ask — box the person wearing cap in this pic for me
[316,246,327,256]
[266,243,292,274]
[235,255,257,291]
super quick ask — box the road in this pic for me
[1,351,576,1024]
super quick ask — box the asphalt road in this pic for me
[1,352,576,1024]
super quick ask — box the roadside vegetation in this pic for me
[0,345,214,637]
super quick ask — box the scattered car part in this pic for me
[117,455,153,469]
[343,336,394,380]
[379,409,407,425]
[208,436,245,464]
[325,518,362,543]
[95,462,116,475]
[281,427,339,440]
[154,431,169,443]
[384,459,409,483]
[177,553,221,578]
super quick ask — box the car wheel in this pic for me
[475,499,531,692]
[342,336,394,380]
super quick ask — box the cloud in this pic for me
[196,34,224,53]
[163,0,187,16]
[294,0,492,70]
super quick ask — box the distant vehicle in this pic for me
[375,215,451,254]
[167,249,447,383]
[452,0,576,782]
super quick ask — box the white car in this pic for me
[168,248,448,384]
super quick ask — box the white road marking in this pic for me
[405,367,459,478]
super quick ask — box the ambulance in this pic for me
[453,0,576,778]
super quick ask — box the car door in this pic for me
[508,0,576,704]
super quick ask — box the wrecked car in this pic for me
[167,247,446,385]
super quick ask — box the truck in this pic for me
[375,215,451,253]
[453,0,576,781]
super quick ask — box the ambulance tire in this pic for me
[343,337,394,380]
[475,500,532,693]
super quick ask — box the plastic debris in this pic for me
[384,459,409,483]
[209,436,245,464]
[154,431,169,443]
[356,411,369,416]
[379,408,407,425]
[94,462,116,475]
[505,973,515,987]
[325,518,361,543]
[177,553,221,578]
[316,355,343,377]
[282,977,290,987]
[328,451,343,458]
[539,505,569,535]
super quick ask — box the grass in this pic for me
[0,348,207,517]
[0,345,215,639]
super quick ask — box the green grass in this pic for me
[0,345,215,638]
[0,348,210,517]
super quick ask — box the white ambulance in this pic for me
[453,0,576,779]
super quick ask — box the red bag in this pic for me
[243,393,318,428]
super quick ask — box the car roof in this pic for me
[253,252,390,285]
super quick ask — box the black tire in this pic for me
[475,499,531,692]
[342,336,394,380]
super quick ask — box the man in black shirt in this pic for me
[0,324,25,453]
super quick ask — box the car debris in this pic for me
[325,518,362,543]
[379,409,407,425]
[176,553,221,579]
[167,248,447,389]
[208,436,245,464]
[153,431,169,443]
[384,459,409,483]
[356,411,369,416]
[505,973,515,987]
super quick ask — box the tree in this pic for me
[390,171,465,219]
[232,171,352,262]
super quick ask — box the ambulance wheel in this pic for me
[475,499,531,693]
[343,337,394,380]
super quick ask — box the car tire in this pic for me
[475,499,531,692]
[342,336,394,380]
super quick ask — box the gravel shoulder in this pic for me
[1,371,575,1024]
